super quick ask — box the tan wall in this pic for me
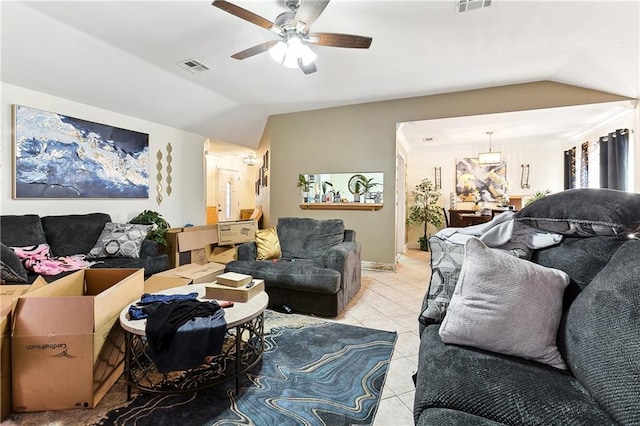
[265,81,635,267]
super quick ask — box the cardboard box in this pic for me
[163,225,220,268]
[217,220,257,245]
[11,269,144,412]
[216,272,253,288]
[156,263,225,284]
[0,282,44,421]
[143,275,192,294]
[205,280,265,303]
[205,245,237,264]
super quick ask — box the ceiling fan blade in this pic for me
[212,0,282,33]
[308,32,372,49]
[294,0,330,33]
[298,58,317,74]
[231,40,280,60]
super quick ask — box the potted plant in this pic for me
[525,189,552,206]
[322,181,334,202]
[129,210,171,246]
[406,178,444,251]
[357,176,380,202]
[298,174,311,203]
[353,180,364,202]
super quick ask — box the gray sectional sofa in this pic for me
[414,188,640,425]
[1,213,168,283]
[225,217,361,317]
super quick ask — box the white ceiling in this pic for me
[398,101,637,151]
[2,1,639,149]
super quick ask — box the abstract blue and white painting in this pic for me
[14,105,149,198]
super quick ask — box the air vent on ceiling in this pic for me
[177,58,211,74]
[456,0,492,13]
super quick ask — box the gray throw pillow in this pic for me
[88,222,152,259]
[420,236,531,329]
[515,188,640,236]
[419,236,465,326]
[439,238,569,370]
[1,243,28,283]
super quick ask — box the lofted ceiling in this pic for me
[1,1,639,150]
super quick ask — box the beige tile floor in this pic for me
[332,249,431,426]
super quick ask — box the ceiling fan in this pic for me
[212,0,373,74]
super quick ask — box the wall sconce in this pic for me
[434,167,442,190]
[478,131,502,165]
[243,154,257,166]
[520,164,530,189]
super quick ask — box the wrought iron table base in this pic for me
[124,313,264,399]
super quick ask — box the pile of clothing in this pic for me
[129,293,227,372]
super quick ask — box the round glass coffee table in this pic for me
[119,283,268,399]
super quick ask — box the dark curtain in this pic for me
[564,147,576,190]
[599,129,629,191]
[599,136,608,188]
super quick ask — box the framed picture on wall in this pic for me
[456,158,507,202]
[260,167,268,187]
[13,104,149,199]
[263,150,269,171]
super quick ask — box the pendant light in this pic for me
[478,131,502,165]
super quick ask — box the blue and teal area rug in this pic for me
[6,310,397,426]
[99,310,396,426]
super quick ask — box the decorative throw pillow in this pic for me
[88,222,152,259]
[439,238,569,370]
[1,243,28,283]
[255,227,281,260]
[515,188,640,236]
[419,236,465,327]
[420,235,531,330]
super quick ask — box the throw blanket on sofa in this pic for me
[436,211,563,250]
[12,243,97,276]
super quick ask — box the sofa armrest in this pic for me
[236,242,258,261]
[140,239,159,257]
[322,241,361,289]
[344,229,356,242]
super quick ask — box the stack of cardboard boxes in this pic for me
[162,220,258,269]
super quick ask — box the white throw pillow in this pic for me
[439,238,569,370]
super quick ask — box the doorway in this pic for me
[216,168,240,222]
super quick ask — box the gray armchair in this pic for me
[225,217,361,317]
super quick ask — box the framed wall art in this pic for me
[456,158,507,202]
[13,105,149,198]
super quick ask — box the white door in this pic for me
[217,168,240,222]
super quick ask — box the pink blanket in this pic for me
[12,244,97,276]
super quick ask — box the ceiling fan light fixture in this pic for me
[268,35,316,68]
[299,45,317,66]
[268,41,288,63]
